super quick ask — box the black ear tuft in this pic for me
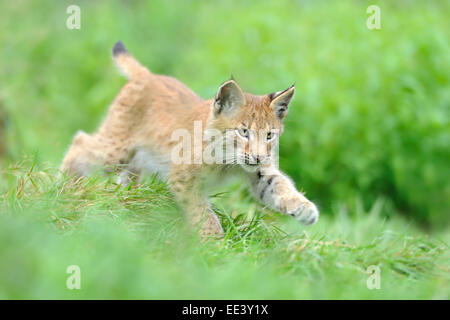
[112,40,128,56]
[269,85,295,119]
[268,83,295,101]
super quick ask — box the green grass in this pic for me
[0,160,448,299]
[0,0,449,299]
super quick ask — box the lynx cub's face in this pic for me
[206,80,295,172]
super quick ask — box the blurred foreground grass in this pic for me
[0,161,448,299]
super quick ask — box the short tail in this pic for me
[112,40,150,79]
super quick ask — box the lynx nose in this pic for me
[251,155,268,164]
[244,153,268,165]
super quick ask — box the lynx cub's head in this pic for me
[206,79,295,172]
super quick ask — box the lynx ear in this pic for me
[269,85,295,119]
[213,80,245,116]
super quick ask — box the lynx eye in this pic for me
[267,131,277,141]
[236,127,249,139]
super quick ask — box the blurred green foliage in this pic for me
[0,0,449,227]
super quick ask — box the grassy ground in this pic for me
[0,160,448,299]
[0,0,449,299]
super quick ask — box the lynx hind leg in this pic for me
[116,162,141,187]
[60,131,108,177]
[116,149,169,187]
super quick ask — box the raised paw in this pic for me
[279,195,319,226]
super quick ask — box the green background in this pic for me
[0,0,448,299]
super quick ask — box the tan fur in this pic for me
[61,42,319,238]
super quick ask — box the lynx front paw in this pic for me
[279,195,319,226]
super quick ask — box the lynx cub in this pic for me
[61,41,319,238]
